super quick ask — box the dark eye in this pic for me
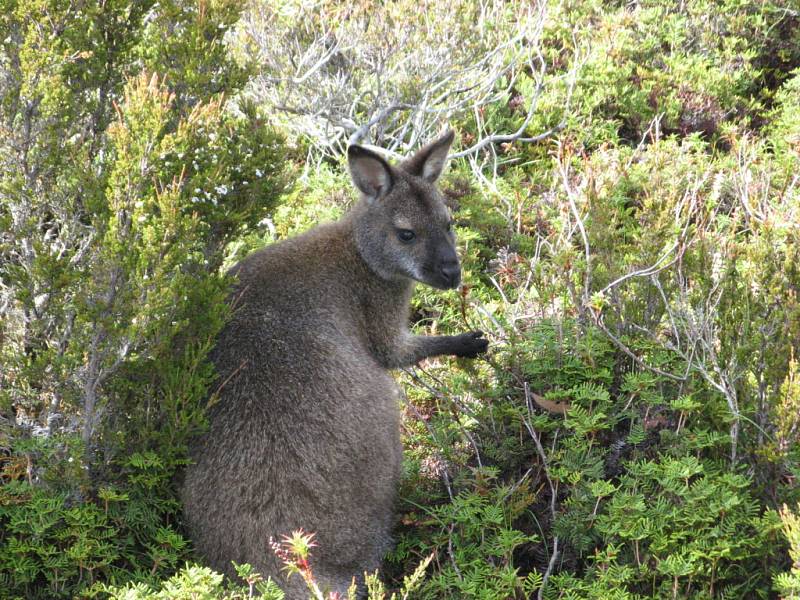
[397,229,416,243]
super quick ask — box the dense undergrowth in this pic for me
[2,0,800,598]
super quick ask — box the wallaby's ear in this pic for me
[401,129,455,183]
[347,145,394,200]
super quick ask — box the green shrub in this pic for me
[774,504,800,599]
[2,0,800,598]
[0,1,287,597]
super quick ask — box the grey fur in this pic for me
[180,131,488,597]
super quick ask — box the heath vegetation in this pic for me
[1,0,799,599]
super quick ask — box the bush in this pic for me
[774,504,800,599]
[0,1,287,597]
[2,0,800,598]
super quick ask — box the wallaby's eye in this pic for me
[397,229,416,243]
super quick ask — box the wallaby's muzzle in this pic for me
[440,260,461,289]
[429,242,461,289]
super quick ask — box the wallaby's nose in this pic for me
[440,262,461,288]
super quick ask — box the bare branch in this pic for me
[556,144,591,310]
[235,0,578,167]
[523,382,560,599]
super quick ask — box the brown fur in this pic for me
[180,131,487,597]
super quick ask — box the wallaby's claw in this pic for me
[453,330,489,358]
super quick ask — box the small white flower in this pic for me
[255,168,263,177]
[34,293,48,310]
[214,184,228,195]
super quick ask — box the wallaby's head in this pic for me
[348,130,460,290]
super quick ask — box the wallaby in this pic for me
[181,130,488,597]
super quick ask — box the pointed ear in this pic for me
[401,129,455,183]
[347,145,394,200]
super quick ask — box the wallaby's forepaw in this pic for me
[452,331,489,358]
